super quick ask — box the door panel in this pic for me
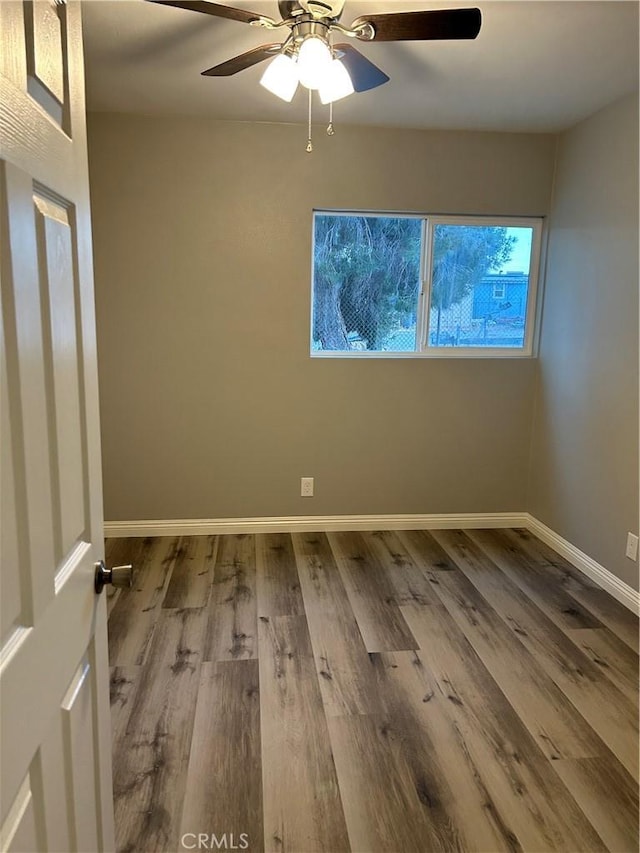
[34,714,72,853]
[0,777,40,853]
[1,2,114,850]
[34,191,87,563]
[61,657,100,853]
[0,326,22,643]
[24,0,66,107]
[2,162,57,624]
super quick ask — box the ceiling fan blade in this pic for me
[202,43,283,76]
[351,8,481,42]
[147,0,271,26]
[334,44,389,92]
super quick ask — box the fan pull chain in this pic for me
[327,34,335,137]
[327,101,335,136]
[306,89,313,153]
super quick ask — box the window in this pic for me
[311,213,542,357]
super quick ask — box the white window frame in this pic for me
[310,212,544,359]
[492,282,506,300]
[420,215,543,358]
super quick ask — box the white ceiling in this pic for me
[82,0,639,132]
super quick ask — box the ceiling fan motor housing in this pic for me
[301,1,345,20]
[291,19,331,45]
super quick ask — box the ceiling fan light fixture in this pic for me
[297,35,333,89]
[319,58,354,104]
[149,1,484,147]
[259,53,299,102]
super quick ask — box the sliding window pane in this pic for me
[428,224,533,349]
[312,214,421,352]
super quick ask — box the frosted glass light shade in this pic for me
[297,36,332,90]
[319,58,354,104]
[260,54,299,102]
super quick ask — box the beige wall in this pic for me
[528,94,639,589]
[88,114,555,522]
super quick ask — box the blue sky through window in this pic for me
[497,227,533,274]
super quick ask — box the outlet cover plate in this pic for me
[625,533,639,561]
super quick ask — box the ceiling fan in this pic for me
[146,1,481,148]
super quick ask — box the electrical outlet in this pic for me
[625,533,639,561]
[300,477,314,497]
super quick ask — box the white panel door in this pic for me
[0,2,115,850]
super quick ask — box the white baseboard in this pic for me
[103,511,639,615]
[104,512,528,538]
[526,514,640,616]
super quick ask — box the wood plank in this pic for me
[509,528,602,590]
[436,529,639,780]
[328,531,418,652]
[256,533,305,618]
[258,614,350,853]
[506,528,640,652]
[468,528,602,632]
[109,665,140,750]
[162,535,216,609]
[112,607,206,853]
[106,585,121,619]
[328,711,467,853]
[382,648,602,853]
[569,587,640,653]
[107,537,179,666]
[292,532,381,717]
[423,540,608,762]
[567,626,639,704]
[181,661,263,852]
[361,530,438,605]
[400,604,608,852]
[553,756,639,853]
[397,528,459,571]
[370,650,532,852]
[204,533,257,662]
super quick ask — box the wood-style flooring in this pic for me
[106,528,640,853]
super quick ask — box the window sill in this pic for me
[310,349,535,359]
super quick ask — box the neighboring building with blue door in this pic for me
[472,272,529,321]
[428,270,530,346]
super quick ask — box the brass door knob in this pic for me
[94,561,133,594]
